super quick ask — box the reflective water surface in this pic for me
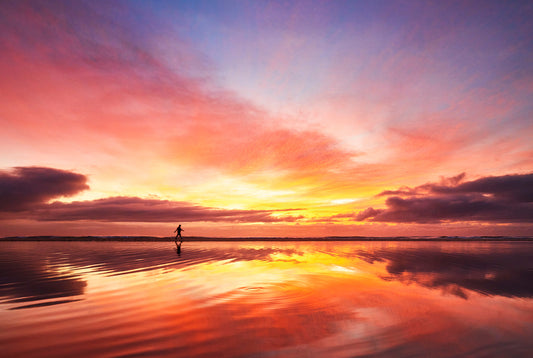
[1,241,532,357]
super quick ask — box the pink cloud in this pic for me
[0,0,361,192]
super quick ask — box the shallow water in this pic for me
[1,240,532,357]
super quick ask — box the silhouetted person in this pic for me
[174,225,184,240]
[174,225,184,253]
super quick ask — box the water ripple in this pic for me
[1,241,532,358]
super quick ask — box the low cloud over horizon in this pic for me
[2,166,533,228]
[0,167,89,212]
[0,166,302,224]
[354,173,533,224]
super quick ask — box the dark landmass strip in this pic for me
[1,236,532,242]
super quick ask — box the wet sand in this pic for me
[1,240,532,357]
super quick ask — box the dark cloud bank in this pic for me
[0,167,88,212]
[355,172,533,223]
[0,167,301,223]
[2,167,532,225]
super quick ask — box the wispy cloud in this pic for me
[0,0,359,196]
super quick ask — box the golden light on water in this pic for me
[2,241,532,357]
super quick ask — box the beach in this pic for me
[1,240,532,357]
[2,2,532,356]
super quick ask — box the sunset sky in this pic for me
[1,0,532,237]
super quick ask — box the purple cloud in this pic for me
[0,167,301,223]
[356,246,533,299]
[0,167,89,212]
[356,173,533,223]
[354,207,383,221]
[33,197,302,223]
[432,173,533,202]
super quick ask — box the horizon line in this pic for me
[2,235,532,242]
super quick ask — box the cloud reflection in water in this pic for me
[1,241,532,357]
[355,244,533,298]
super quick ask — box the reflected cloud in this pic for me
[1,242,303,282]
[2,241,532,306]
[1,241,532,357]
[0,246,86,308]
[356,245,533,298]
[10,299,84,310]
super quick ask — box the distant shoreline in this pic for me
[1,236,532,242]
